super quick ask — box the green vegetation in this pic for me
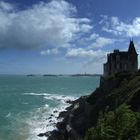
[85,72,140,140]
[85,104,140,140]
[109,76,140,105]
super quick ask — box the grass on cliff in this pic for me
[108,75,140,106]
[85,73,140,140]
[85,104,140,140]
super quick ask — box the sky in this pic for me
[0,0,140,74]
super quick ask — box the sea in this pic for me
[0,75,100,140]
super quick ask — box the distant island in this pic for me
[26,74,36,77]
[70,74,102,77]
[43,74,58,77]
[26,74,102,77]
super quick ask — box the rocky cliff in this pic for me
[39,70,140,140]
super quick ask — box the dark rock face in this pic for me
[48,130,68,140]
[53,110,58,113]
[38,131,51,137]
[47,96,88,140]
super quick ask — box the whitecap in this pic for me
[23,93,51,96]
[6,112,11,118]
[44,94,77,104]
[23,92,77,104]
[25,94,77,140]
[45,104,49,108]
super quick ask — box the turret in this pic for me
[128,40,138,72]
[128,40,137,54]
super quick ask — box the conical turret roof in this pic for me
[128,40,137,54]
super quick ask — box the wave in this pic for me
[24,92,77,104]
[23,93,51,96]
[23,92,77,140]
[44,94,76,104]
[5,112,11,118]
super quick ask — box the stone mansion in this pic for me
[104,40,138,77]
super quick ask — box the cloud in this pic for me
[86,33,115,48]
[0,0,92,49]
[0,1,14,12]
[66,48,108,72]
[90,36,115,48]
[40,48,59,55]
[66,48,107,59]
[89,33,99,40]
[101,16,140,37]
[77,32,116,49]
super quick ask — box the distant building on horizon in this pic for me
[104,40,138,77]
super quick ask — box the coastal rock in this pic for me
[48,130,68,140]
[47,116,52,119]
[53,110,58,113]
[50,114,54,117]
[38,131,51,137]
[66,100,73,104]
[58,111,68,118]
[47,96,91,140]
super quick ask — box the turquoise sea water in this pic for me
[0,75,100,140]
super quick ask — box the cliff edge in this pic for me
[39,70,140,140]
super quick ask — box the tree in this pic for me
[85,104,140,140]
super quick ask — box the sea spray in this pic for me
[24,93,77,140]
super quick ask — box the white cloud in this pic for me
[80,24,92,32]
[0,1,14,12]
[99,15,108,25]
[101,16,140,37]
[40,48,59,55]
[89,36,115,48]
[89,33,99,40]
[78,32,115,49]
[66,48,94,57]
[66,48,108,72]
[0,0,92,49]
[66,48,107,59]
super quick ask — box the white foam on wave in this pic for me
[6,112,11,118]
[23,93,51,96]
[44,94,77,104]
[24,92,77,103]
[24,93,77,140]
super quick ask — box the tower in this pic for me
[128,40,138,72]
